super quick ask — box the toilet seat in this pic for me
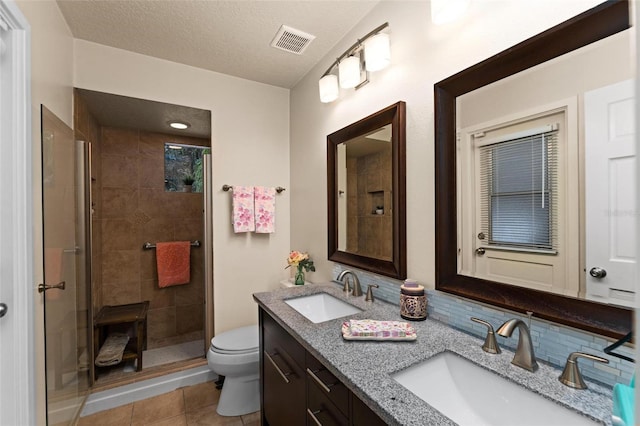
[210,325,258,354]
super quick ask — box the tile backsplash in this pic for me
[332,265,634,387]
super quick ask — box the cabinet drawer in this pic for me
[306,352,349,416]
[263,310,306,369]
[263,348,306,425]
[307,377,348,426]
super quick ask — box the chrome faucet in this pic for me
[337,270,363,296]
[496,319,539,372]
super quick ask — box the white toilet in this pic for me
[207,325,260,416]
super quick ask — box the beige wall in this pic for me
[16,0,74,423]
[289,0,604,287]
[73,40,291,335]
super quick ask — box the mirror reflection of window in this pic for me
[458,110,577,297]
[164,143,210,192]
[480,127,558,250]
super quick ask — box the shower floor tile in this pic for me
[143,340,204,369]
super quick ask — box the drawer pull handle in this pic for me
[307,408,323,426]
[264,351,291,384]
[306,367,333,393]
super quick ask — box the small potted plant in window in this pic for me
[182,175,195,192]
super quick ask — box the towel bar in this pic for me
[222,184,285,193]
[142,240,201,250]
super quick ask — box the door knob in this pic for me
[589,267,607,279]
[0,303,7,318]
[475,248,486,256]
[38,281,66,293]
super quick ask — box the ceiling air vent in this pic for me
[270,25,316,55]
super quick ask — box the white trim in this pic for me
[0,1,32,426]
[81,365,216,417]
[475,123,558,147]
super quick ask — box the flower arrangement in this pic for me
[285,251,315,285]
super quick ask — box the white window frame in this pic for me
[457,99,580,297]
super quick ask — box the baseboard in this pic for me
[81,365,216,417]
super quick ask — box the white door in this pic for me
[585,79,636,307]
[0,2,34,425]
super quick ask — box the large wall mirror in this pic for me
[435,0,633,339]
[328,101,407,279]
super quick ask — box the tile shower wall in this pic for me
[346,148,393,259]
[332,265,634,387]
[99,126,208,349]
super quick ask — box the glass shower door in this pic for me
[41,106,91,425]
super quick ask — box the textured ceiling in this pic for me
[57,0,380,89]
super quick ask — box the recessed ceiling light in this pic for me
[168,121,190,130]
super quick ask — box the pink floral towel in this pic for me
[254,186,276,233]
[232,186,255,233]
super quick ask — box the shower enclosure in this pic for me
[74,90,214,385]
[41,106,92,425]
[42,92,214,424]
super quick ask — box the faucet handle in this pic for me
[559,352,609,389]
[471,317,501,354]
[365,284,379,302]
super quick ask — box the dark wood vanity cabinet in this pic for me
[259,308,386,426]
[262,308,306,425]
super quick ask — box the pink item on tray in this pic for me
[342,319,417,341]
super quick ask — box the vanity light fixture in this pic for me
[168,121,190,130]
[338,55,362,89]
[318,22,390,103]
[431,0,470,25]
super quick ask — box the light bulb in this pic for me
[364,33,390,72]
[338,56,361,89]
[318,74,339,103]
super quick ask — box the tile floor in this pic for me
[78,380,260,426]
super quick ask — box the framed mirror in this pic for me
[435,0,632,339]
[328,101,407,279]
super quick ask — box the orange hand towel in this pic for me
[156,241,191,288]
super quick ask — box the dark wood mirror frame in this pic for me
[328,101,407,279]
[435,0,632,339]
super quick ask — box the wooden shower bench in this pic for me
[93,301,149,378]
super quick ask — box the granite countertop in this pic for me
[253,282,614,426]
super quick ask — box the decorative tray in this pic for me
[341,320,417,341]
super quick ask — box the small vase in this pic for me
[184,185,193,193]
[294,268,305,286]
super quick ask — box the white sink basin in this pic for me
[392,352,600,426]
[284,293,362,323]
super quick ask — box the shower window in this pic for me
[164,143,210,192]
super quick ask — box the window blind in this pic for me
[479,130,559,251]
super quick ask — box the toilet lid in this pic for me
[211,325,258,352]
